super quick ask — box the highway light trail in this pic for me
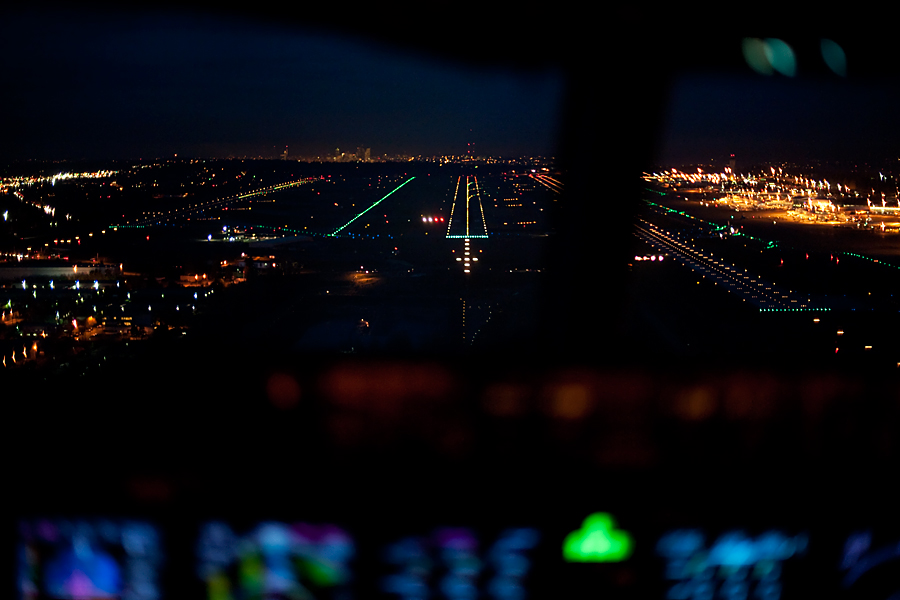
[329,176,415,236]
[635,220,828,312]
[530,173,563,193]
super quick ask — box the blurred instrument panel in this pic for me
[11,361,900,599]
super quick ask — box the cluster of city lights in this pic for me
[2,343,37,367]
[6,188,64,221]
[0,169,117,190]
[646,168,734,185]
[0,170,116,228]
[647,164,900,220]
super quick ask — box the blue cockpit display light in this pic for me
[380,527,540,600]
[656,529,807,600]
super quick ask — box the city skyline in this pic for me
[0,5,564,162]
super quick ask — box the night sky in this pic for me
[7,7,899,169]
[656,59,900,168]
[0,5,564,161]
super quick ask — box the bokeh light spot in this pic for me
[742,38,797,77]
[764,38,796,76]
[821,38,847,76]
[677,386,717,421]
[742,38,773,75]
[483,383,528,417]
[549,382,593,419]
[266,372,301,409]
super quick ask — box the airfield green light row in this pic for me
[643,187,666,197]
[730,230,775,246]
[759,308,831,312]
[329,177,415,236]
[643,199,782,250]
[642,195,900,315]
[644,196,900,264]
[840,251,900,270]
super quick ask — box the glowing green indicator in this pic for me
[563,512,633,563]
[330,177,415,236]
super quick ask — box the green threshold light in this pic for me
[563,512,634,563]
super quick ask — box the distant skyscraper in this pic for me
[729,153,736,172]
[282,146,288,160]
